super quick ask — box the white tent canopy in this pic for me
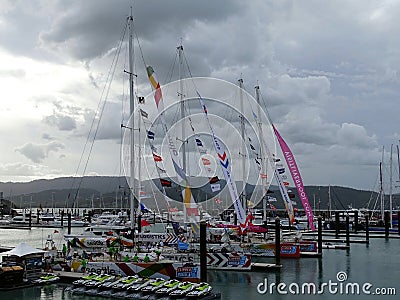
[1,242,45,257]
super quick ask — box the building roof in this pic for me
[1,242,45,257]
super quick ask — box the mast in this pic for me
[178,45,186,173]
[328,185,332,219]
[238,78,247,215]
[389,144,393,228]
[254,85,268,222]
[137,102,142,212]
[177,44,188,224]
[128,12,136,231]
[255,85,267,223]
[380,146,384,222]
[397,144,400,185]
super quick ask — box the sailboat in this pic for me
[62,11,205,281]
[212,82,318,259]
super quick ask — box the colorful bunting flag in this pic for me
[202,157,211,165]
[160,179,172,187]
[209,176,220,184]
[147,130,155,140]
[195,138,203,146]
[140,109,148,118]
[152,153,162,162]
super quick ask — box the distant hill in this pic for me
[0,176,399,212]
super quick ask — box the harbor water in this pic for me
[0,227,399,299]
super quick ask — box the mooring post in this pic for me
[335,211,340,238]
[398,211,400,236]
[354,210,358,233]
[384,211,390,239]
[365,216,369,245]
[137,214,142,233]
[36,209,40,224]
[29,210,32,228]
[200,221,207,282]
[275,217,281,265]
[61,210,64,227]
[345,215,350,247]
[318,216,322,255]
[67,212,72,235]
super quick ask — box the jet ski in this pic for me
[32,273,60,285]
[148,279,181,300]
[71,272,98,287]
[186,282,213,299]
[124,278,156,299]
[168,281,198,298]
[112,275,147,298]
[96,275,124,297]
[84,274,116,296]
[69,272,99,294]
[140,277,167,294]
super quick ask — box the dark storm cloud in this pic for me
[39,0,243,61]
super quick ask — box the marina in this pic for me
[1,2,400,300]
[0,225,399,299]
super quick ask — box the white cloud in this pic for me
[15,141,65,163]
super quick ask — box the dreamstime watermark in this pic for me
[257,271,396,296]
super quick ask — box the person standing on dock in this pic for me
[81,258,86,273]
[132,253,138,262]
[113,247,119,260]
[108,246,113,260]
[62,244,67,259]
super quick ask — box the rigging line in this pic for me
[138,114,170,229]
[165,50,178,85]
[69,20,129,208]
[133,25,147,73]
[139,113,173,206]
[186,114,222,190]
[330,188,348,212]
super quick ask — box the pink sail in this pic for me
[273,124,316,231]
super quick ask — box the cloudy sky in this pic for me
[0,0,399,192]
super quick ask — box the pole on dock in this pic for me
[67,212,71,235]
[354,210,358,233]
[345,215,350,247]
[234,212,237,226]
[199,221,207,282]
[29,210,32,228]
[398,211,400,236]
[275,217,281,265]
[318,216,322,255]
[365,216,369,245]
[335,211,340,239]
[384,211,390,239]
[36,209,40,224]
[61,210,64,227]
[137,214,142,233]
